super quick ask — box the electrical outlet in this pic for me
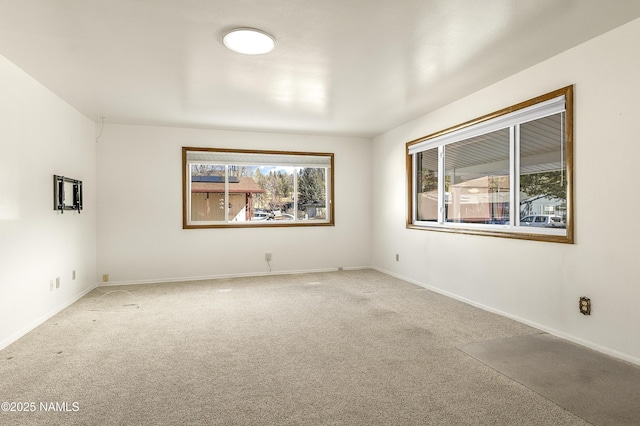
[50,280,54,291]
[55,277,60,289]
[265,253,272,261]
[396,253,400,261]
[579,297,591,315]
[103,274,109,283]
[72,270,76,280]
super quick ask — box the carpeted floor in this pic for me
[0,269,633,425]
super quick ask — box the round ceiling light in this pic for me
[222,28,275,55]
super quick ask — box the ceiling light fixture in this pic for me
[222,28,275,55]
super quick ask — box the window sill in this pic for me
[407,222,573,244]
[185,220,334,229]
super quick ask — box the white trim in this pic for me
[438,146,445,223]
[408,95,565,155]
[0,285,96,351]
[224,165,229,222]
[411,220,566,236]
[96,266,371,287]
[412,154,417,223]
[510,125,518,226]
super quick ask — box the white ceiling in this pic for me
[1,0,639,137]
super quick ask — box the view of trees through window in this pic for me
[189,163,327,223]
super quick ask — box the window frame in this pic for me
[406,86,574,243]
[182,147,335,229]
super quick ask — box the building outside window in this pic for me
[407,86,573,243]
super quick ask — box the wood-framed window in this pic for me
[183,147,334,228]
[406,86,574,243]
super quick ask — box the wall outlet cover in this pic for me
[579,297,591,315]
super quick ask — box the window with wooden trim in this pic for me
[183,147,334,228]
[407,86,573,243]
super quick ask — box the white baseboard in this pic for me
[0,284,97,352]
[372,267,640,367]
[97,266,371,287]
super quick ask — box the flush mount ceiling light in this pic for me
[222,28,275,55]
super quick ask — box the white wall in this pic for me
[372,18,640,364]
[0,54,97,349]
[96,124,372,284]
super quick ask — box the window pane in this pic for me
[519,113,566,228]
[230,165,275,222]
[444,128,510,224]
[190,164,226,222]
[416,149,439,221]
[253,166,295,221]
[190,164,275,223]
[297,167,327,221]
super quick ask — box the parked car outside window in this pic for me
[520,215,565,228]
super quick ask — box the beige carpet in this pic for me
[0,270,606,425]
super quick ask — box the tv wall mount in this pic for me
[53,175,83,213]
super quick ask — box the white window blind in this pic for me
[408,95,565,155]
[186,150,332,168]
